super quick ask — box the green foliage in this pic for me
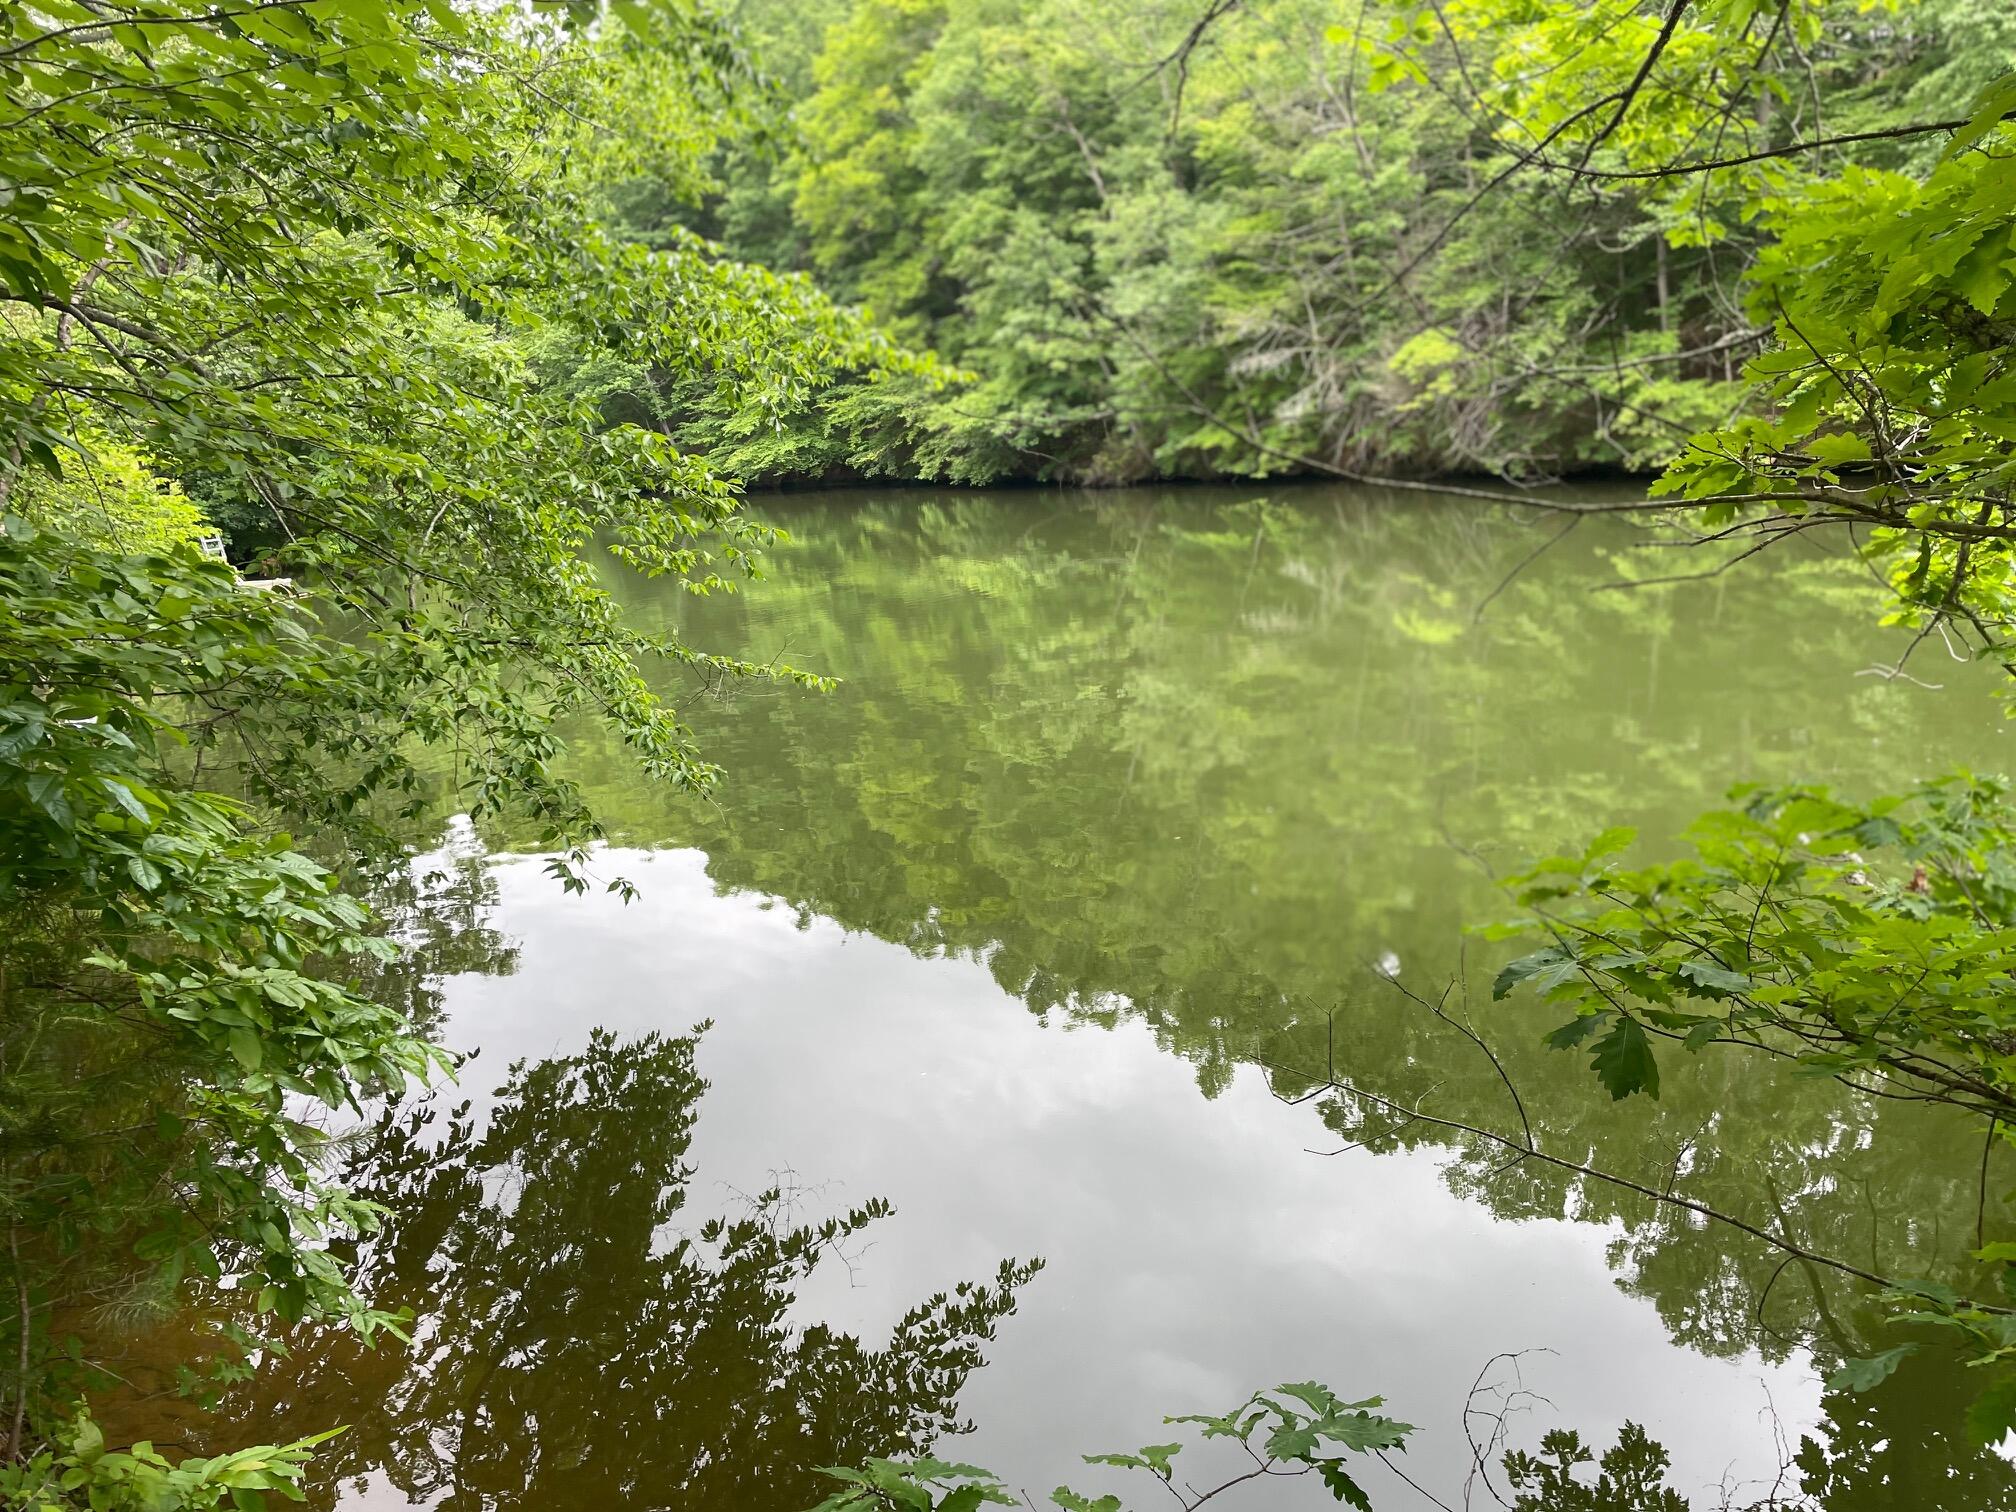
[808,1380,1413,1511]
[1826,1345,1916,1393]
[0,521,438,1476]
[1496,773,2016,1126]
[0,0,922,1484]
[0,1413,333,1512]
[10,0,2016,1492]
[1414,0,2016,1460]
[0,0,915,863]
[670,0,2010,486]
[1494,773,2016,1438]
[1367,0,2016,643]
[1652,114,2016,643]
[810,1457,1017,1512]
[0,521,440,1288]
[10,429,209,554]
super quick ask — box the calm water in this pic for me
[195,489,2016,1506]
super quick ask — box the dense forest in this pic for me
[643,0,2016,487]
[5,0,2016,1508]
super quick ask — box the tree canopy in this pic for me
[8,0,2016,1504]
[0,0,926,1499]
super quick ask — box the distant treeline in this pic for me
[577,0,2009,486]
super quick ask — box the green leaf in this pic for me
[1681,1018,1722,1052]
[0,708,47,759]
[1083,1442,1179,1479]
[1952,233,2013,317]
[1136,1443,1180,1477]
[1950,74,2016,154]
[1263,1419,1320,1461]
[1583,826,1636,864]
[1589,1015,1659,1100]
[25,771,73,830]
[228,1027,263,1072]
[1806,432,1873,464]
[1827,1345,1915,1393]
[1494,946,1575,1000]
[102,778,150,820]
[1676,959,1751,998]
[1321,1411,1413,1452]
[1966,1375,2016,1446]
[1051,1494,1122,1512]
[1544,1012,1607,1051]
[1270,1382,1340,1414]
[71,1416,105,1464]
[1316,1461,1372,1510]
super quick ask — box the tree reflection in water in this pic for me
[185,496,2016,1507]
[219,1026,1038,1511]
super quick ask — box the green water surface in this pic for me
[207,488,2016,1509]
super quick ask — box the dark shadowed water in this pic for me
[180,488,2016,1508]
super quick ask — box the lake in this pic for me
[199,487,2016,1508]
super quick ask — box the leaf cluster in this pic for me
[810,1380,1413,1512]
